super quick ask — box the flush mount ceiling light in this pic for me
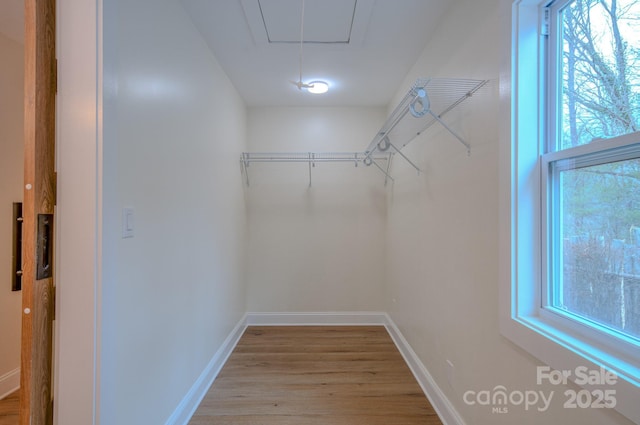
[307,81,329,94]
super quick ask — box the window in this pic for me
[544,0,640,346]
[504,0,640,422]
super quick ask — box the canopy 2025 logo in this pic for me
[463,366,617,414]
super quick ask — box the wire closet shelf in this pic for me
[240,77,488,186]
[240,152,393,187]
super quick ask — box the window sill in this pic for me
[501,308,640,423]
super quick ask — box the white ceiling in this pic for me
[0,0,453,108]
[181,0,453,107]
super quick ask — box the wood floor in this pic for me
[0,390,19,425]
[189,326,443,425]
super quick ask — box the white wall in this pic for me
[97,0,247,424]
[245,107,387,312]
[385,1,635,424]
[0,32,23,398]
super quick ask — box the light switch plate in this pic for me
[122,207,134,238]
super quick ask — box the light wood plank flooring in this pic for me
[189,326,443,425]
[0,390,19,425]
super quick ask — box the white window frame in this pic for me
[501,0,640,422]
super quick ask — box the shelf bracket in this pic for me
[241,153,251,187]
[384,155,393,186]
[389,142,421,175]
[308,152,314,188]
[428,110,471,156]
[369,156,394,183]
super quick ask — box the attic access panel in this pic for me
[241,0,373,47]
[259,0,357,44]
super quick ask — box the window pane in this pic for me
[559,0,640,150]
[552,156,640,340]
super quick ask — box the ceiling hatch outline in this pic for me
[260,0,356,44]
[241,0,375,48]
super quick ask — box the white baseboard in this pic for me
[384,316,466,425]
[245,311,389,326]
[164,315,247,425]
[0,368,20,400]
[168,311,465,425]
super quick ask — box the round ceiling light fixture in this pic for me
[307,81,329,94]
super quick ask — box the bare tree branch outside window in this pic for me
[557,0,640,339]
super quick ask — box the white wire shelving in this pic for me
[362,77,488,174]
[240,152,393,187]
[240,77,489,186]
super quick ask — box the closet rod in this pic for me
[240,152,392,187]
[241,152,390,162]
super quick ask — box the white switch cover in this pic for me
[122,207,135,238]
